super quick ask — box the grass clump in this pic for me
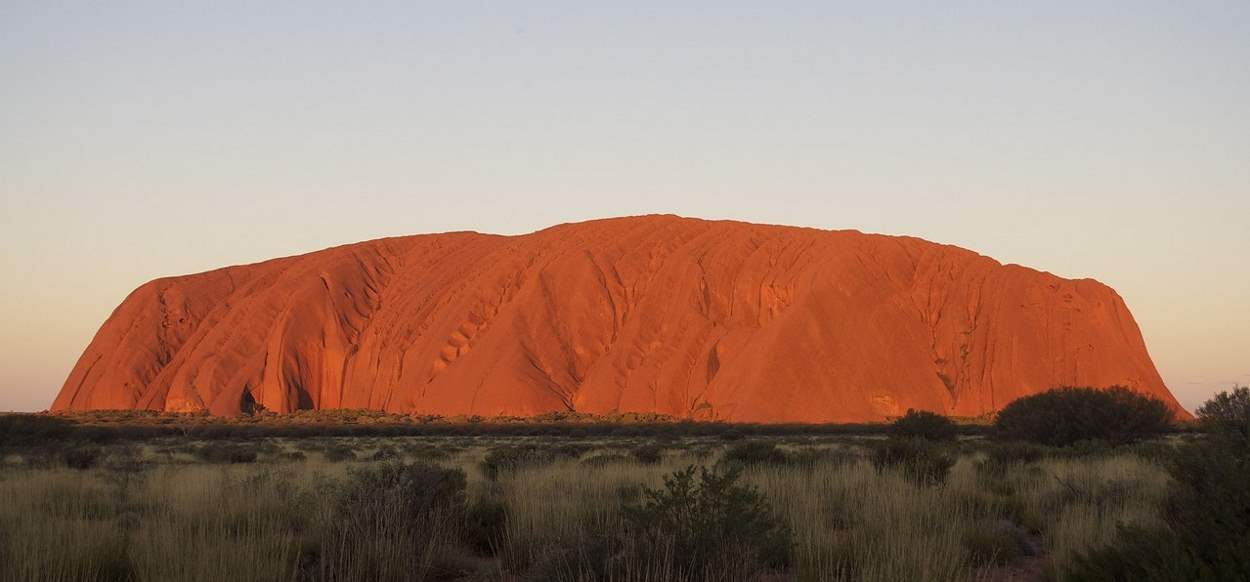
[978,441,1047,476]
[580,453,634,467]
[870,438,954,486]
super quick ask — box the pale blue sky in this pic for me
[2,1,1247,412]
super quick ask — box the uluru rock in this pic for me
[52,215,1187,422]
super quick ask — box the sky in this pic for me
[1,1,1247,413]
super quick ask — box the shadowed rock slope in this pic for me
[52,216,1186,422]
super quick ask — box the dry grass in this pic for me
[0,436,1170,582]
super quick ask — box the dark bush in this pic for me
[0,414,75,445]
[721,441,791,467]
[631,444,664,465]
[322,443,357,462]
[993,387,1173,446]
[401,442,452,462]
[62,446,103,470]
[336,461,466,526]
[462,495,507,555]
[1068,388,1250,581]
[870,438,954,486]
[193,442,258,464]
[370,446,400,461]
[964,520,1028,566]
[1196,385,1250,439]
[891,409,957,442]
[280,451,307,462]
[622,465,793,579]
[718,428,744,441]
[480,445,583,480]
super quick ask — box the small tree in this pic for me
[622,465,792,578]
[890,409,957,441]
[994,387,1172,446]
[1196,385,1250,439]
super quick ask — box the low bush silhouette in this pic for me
[61,446,103,470]
[193,442,258,464]
[370,445,400,461]
[0,414,75,445]
[462,495,507,555]
[621,465,792,579]
[964,520,1028,566]
[994,387,1172,446]
[890,409,957,441]
[631,444,664,465]
[720,441,791,467]
[870,438,954,486]
[480,444,585,480]
[321,443,357,462]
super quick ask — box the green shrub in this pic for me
[62,446,103,470]
[870,438,954,486]
[994,387,1173,446]
[891,409,957,442]
[721,441,791,467]
[622,465,793,579]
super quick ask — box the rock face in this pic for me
[52,216,1187,422]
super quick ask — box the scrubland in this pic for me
[0,432,1177,582]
